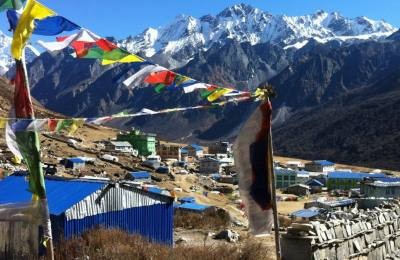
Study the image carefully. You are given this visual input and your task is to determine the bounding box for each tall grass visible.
[53,228,273,260]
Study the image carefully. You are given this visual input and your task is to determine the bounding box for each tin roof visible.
[291,208,320,218]
[312,160,335,166]
[130,171,150,179]
[0,174,105,215]
[328,171,386,180]
[174,202,210,211]
[66,157,85,164]
[110,141,132,147]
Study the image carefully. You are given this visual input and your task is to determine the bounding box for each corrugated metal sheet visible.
[291,208,320,218]
[328,171,386,180]
[130,171,150,179]
[175,202,210,211]
[313,160,335,166]
[60,203,173,245]
[0,175,105,215]
[65,185,165,220]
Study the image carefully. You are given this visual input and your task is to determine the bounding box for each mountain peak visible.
[217,3,257,18]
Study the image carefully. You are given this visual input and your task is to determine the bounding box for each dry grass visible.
[53,228,272,260]
[174,208,230,230]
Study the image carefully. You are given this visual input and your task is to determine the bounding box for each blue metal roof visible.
[291,208,320,218]
[175,202,210,211]
[67,157,85,164]
[130,171,150,179]
[306,179,324,187]
[372,177,400,183]
[0,175,106,215]
[314,160,335,166]
[328,171,386,180]
[178,197,196,204]
[182,144,203,152]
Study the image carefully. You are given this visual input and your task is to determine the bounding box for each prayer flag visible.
[144,70,176,85]
[233,101,274,235]
[47,119,57,131]
[122,65,167,88]
[13,61,46,197]
[0,0,25,11]
[7,10,80,36]
[207,88,234,102]
[182,82,208,93]
[11,0,55,59]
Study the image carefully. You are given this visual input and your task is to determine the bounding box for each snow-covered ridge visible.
[119,4,397,60]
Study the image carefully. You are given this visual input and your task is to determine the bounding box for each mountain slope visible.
[273,68,400,170]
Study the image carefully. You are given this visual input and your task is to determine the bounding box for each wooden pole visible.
[10,1,55,257]
[266,96,281,259]
[20,49,55,260]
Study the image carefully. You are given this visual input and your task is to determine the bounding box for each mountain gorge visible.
[1,4,400,169]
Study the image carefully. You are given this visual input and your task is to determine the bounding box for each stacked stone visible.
[282,201,400,259]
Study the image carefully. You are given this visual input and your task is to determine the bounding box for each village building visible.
[0,172,174,245]
[208,141,232,155]
[199,157,222,174]
[156,142,182,161]
[104,141,137,155]
[125,171,152,182]
[275,168,310,188]
[361,177,400,198]
[305,160,335,172]
[117,129,156,156]
[285,160,305,170]
[285,184,311,196]
[327,171,386,190]
[181,144,204,159]
[305,178,325,193]
[62,157,85,169]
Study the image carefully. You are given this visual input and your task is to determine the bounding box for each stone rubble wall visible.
[283,201,400,259]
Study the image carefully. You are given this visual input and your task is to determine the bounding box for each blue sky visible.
[0,0,399,39]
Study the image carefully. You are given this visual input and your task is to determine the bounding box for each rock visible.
[175,237,187,245]
[214,229,240,243]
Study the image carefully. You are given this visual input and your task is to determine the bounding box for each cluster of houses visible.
[275,159,400,200]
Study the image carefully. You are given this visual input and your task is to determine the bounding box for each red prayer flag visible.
[47,119,58,131]
[14,61,33,118]
[144,70,176,85]
[96,39,117,51]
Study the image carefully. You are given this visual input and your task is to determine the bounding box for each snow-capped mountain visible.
[0,31,13,75]
[0,31,41,75]
[119,4,396,67]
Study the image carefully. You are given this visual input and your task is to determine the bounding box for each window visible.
[284,175,289,181]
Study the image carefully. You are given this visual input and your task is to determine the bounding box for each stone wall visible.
[281,201,400,259]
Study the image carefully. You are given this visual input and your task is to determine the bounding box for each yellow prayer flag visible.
[68,119,84,135]
[11,0,55,60]
[101,54,144,65]
[207,88,234,102]
[0,119,7,129]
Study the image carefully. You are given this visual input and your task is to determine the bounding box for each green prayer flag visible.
[83,47,105,59]
[102,48,129,61]
[55,119,73,132]
[155,84,166,93]
[16,131,45,197]
[0,0,25,11]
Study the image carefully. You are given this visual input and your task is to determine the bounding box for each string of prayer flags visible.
[38,29,100,52]
[11,0,55,60]
[7,9,80,36]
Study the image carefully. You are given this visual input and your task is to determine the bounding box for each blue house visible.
[127,171,151,182]
[181,144,203,158]
[0,173,174,245]
[305,160,335,172]
[63,158,85,169]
